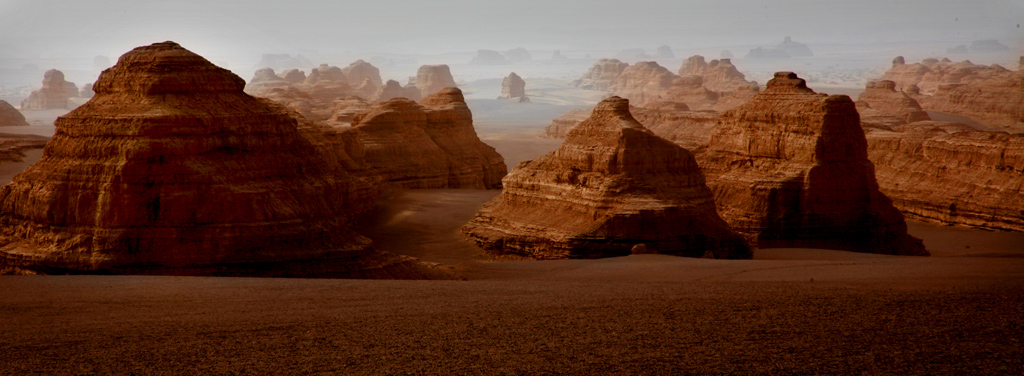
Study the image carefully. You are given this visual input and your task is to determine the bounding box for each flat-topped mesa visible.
[0,41,446,278]
[857,80,930,124]
[463,96,751,260]
[571,58,628,90]
[498,72,529,102]
[20,69,76,110]
[352,87,506,189]
[413,64,457,98]
[0,100,29,126]
[698,72,927,256]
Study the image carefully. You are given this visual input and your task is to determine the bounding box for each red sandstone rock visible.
[413,65,457,98]
[677,56,758,93]
[856,80,930,124]
[20,69,74,110]
[572,58,628,90]
[0,101,29,127]
[498,72,528,102]
[370,79,416,103]
[0,41,445,278]
[607,61,677,107]
[545,102,717,149]
[696,72,927,256]
[352,88,506,189]
[462,97,751,260]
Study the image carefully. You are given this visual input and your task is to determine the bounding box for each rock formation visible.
[856,80,930,125]
[866,123,1024,231]
[471,50,507,65]
[571,58,628,90]
[79,83,94,98]
[370,79,420,103]
[677,56,758,93]
[244,68,291,94]
[280,69,306,84]
[607,61,677,106]
[544,108,591,139]
[654,45,675,59]
[745,47,789,59]
[462,97,751,260]
[696,72,927,256]
[498,72,528,102]
[545,102,718,150]
[412,65,457,98]
[20,69,74,110]
[352,88,506,189]
[969,39,1010,53]
[504,48,532,63]
[0,134,48,163]
[0,41,447,278]
[0,101,29,127]
[879,57,1024,131]
[341,60,383,91]
[777,36,813,57]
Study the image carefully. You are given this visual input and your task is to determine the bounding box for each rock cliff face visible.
[0,41,445,278]
[413,65,457,98]
[20,69,75,110]
[463,97,751,260]
[498,72,528,102]
[866,123,1024,231]
[571,59,628,90]
[0,101,29,127]
[697,72,927,256]
[352,88,506,189]
[856,80,930,124]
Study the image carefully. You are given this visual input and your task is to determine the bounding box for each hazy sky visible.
[1,0,1021,62]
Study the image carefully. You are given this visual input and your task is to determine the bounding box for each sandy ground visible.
[2,79,1023,374]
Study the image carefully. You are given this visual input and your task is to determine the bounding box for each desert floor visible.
[1,81,1023,375]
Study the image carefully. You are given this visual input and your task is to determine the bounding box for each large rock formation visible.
[856,80,930,125]
[696,72,927,256]
[279,69,306,84]
[866,123,1024,231]
[20,69,75,110]
[545,102,717,149]
[341,59,383,92]
[606,61,677,106]
[880,57,1024,131]
[244,68,291,95]
[0,101,29,127]
[462,97,751,260]
[571,58,628,90]
[369,79,420,103]
[352,88,506,189]
[412,65,457,98]
[777,36,813,57]
[498,72,528,102]
[677,56,758,93]
[0,41,444,278]
[654,45,675,59]
[471,50,507,65]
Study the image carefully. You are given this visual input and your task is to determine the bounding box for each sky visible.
[0,0,1021,67]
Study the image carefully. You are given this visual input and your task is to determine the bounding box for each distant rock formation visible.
[412,64,457,98]
[20,69,75,110]
[79,83,94,98]
[504,48,532,63]
[777,36,813,57]
[244,68,291,94]
[947,45,969,54]
[255,53,313,71]
[856,80,930,125]
[471,50,507,65]
[677,55,759,93]
[880,56,1024,131]
[696,72,927,256]
[0,100,29,126]
[341,59,383,91]
[969,39,1010,53]
[279,69,306,84]
[370,79,420,103]
[720,50,734,59]
[352,88,506,189]
[866,123,1024,231]
[571,58,629,90]
[607,61,677,106]
[462,97,751,260]
[0,41,448,278]
[745,47,789,59]
[654,45,675,59]
[498,72,528,102]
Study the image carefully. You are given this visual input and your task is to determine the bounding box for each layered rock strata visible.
[463,97,751,260]
[571,59,628,90]
[0,41,446,278]
[856,80,930,125]
[697,72,927,255]
[545,102,717,150]
[352,88,506,189]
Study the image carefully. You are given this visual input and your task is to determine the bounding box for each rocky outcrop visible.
[280,69,306,84]
[607,61,677,107]
[571,58,628,90]
[696,72,927,256]
[0,41,448,278]
[244,68,291,94]
[677,56,758,93]
[471,50,507,65]
[777,36,813,57]
[544,108,592,138]
[880,57,1024,131]
[462,97,751,260]
[866,123,1024,231]
[545,102,718,149]
[412,65,457,98]
[0,101,28,127]
[856,80,930,124]
[370,79,420,103]
[20,69,75,110]
[341,59,383,91]
[498,72,528,102]
[352,88,506,189]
